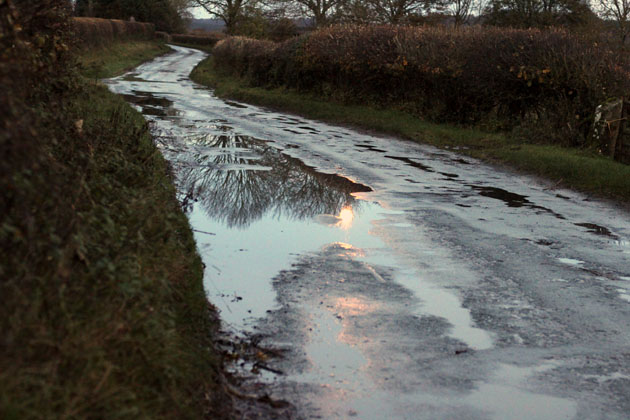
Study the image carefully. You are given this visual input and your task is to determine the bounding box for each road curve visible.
[106,46,630,420]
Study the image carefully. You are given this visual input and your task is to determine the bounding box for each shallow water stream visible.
[106,46,630,420]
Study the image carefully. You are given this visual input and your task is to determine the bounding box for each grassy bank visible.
[2,19,229,418]
[78,40,171,79]
[191,56,630,204]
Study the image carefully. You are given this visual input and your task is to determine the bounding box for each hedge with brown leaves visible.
[171,32,225,46]
[213,25,630,146]
[72,17,155,47]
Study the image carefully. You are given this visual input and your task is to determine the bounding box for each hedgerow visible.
[171,32,225,46]
[1,0,228,418]
[72,17,155,47]
[212,25,630,147]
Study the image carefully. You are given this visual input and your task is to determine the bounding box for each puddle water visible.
[464,363,577,420]
[558,258,584,266]
[174,135,370,229]
[617,290,630,302]
[173,135,384,327]
[173,133,494,348]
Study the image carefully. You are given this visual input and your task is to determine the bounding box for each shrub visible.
[212,25,630,147]
[155,30,172,42]
[72,17,155,47]
[171,32,225,47]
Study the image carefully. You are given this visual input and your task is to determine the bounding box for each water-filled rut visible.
[106,46,630,420]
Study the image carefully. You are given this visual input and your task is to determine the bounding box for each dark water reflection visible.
[176,135,372,228]
[122,91,180,118]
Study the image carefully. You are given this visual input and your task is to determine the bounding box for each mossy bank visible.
[190,55,630,206]
[1,6,230,416]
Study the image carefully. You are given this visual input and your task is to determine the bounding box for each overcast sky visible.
[190,6,212,19]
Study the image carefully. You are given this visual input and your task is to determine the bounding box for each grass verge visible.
[78,40,172,79]
[1,41,229,418]
[190,56,630,205]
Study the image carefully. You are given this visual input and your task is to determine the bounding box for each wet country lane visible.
[106,46,630,420]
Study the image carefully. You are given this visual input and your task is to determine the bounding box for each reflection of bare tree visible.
[174,135,370,228]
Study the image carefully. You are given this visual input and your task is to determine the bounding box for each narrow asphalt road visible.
[107,46,630,420]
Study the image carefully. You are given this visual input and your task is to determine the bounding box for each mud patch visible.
[283,128,301,134]
[356,144,387,153]
[441,172,460,179]
[224,100,248,109]
[575,223,619,239]
[121,72,146,82]
[385,155,435,172]
[122,91,173,107]
[468,185,565,219]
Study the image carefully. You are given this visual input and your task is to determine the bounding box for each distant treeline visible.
[212,25,630,148]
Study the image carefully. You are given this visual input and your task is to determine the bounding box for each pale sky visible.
[191,6,213,19]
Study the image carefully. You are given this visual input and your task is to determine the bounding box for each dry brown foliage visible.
[72,17,155,47]
[213,24,630,146]
[171,32,226,46]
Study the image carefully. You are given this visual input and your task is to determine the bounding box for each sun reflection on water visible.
[337,206,354,230]
[335,296,376,317]
[334,296,380,348]
[329,242,366,258]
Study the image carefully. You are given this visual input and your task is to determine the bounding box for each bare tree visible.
[448,0,473,25]
[171,0,194,20]
[369,0,430,23]
[598,0,630,45]
[474,0,488,15]
[285,0,347,26]
[190,0,255,32]
[338,0,379,23]
[485,0,593,27]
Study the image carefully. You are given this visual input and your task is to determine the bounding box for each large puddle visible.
[160,131,494,351]
[175,133,384,327]
[102,45,630,420]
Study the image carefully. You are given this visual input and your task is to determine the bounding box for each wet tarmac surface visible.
[107,46,630,420]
